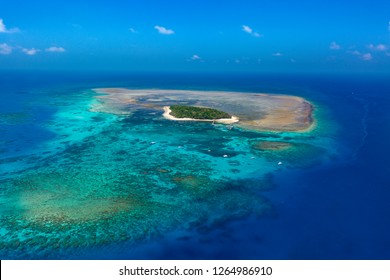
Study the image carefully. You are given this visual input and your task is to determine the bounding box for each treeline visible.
[170,105,231,119]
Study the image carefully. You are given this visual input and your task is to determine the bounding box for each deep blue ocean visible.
[0,71,389,259]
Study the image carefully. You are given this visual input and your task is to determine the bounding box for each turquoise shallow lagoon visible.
[1,71,388,259]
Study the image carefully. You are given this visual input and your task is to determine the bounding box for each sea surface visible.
[0,71,389,259]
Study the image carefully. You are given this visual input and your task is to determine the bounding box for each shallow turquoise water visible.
[0,81,338,259]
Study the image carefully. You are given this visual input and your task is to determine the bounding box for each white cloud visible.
[272,52,283,56]
[187,54,204,62]
[45,46,66,53]
[22,48,40,55]
[0,43,12,55]
[190,54,201,60]
[0,19,20,33]
[154,25,174,35]
[348,50,372,61]
[242,25,262,37]
[368,43,387,51]
[242,25,253,34]
[329,41,341,50]
[129,27,137,33]
[348,50,361,56]
[0,19,6,33]
[361,53,372,61]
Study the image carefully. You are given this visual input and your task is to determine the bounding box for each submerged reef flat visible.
[0,109,275,259]
[0,86,332,259]
[250,140,326,168]
[92,89,313,132]
[252,141,293,151]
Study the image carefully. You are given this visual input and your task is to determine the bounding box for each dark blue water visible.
[111,73,390,260]
[1,71,389,259]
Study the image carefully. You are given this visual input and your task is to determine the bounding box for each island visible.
[163,105,239,124]
[92,89,314,132]
[170,105,231,119]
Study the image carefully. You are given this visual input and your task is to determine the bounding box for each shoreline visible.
[163,106,239,124]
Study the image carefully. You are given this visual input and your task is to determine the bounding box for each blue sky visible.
[1,0,390,72]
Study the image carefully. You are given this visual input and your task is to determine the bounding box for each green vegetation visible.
[169,105,231,119]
